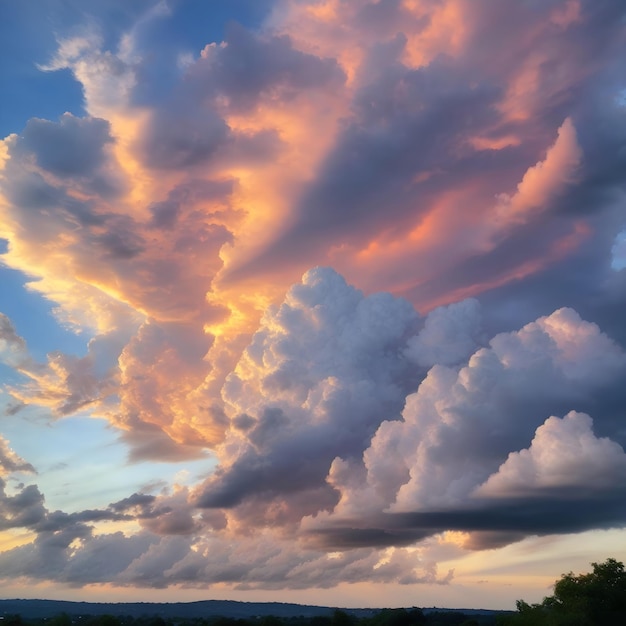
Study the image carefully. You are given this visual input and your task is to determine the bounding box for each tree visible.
[50,613,73,626]
[331,610,355,626]
[369,609,426,626]
[550,558,626,624]
[499,558,626,626]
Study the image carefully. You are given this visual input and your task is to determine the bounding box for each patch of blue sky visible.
[0,2,85,137]
[2,408,215,512]
[156,0,271,50]
[0,362,28,389]
[612,230,626,270]
[0,263,89,360]
[129,0,274,106]
[0,0,273,138]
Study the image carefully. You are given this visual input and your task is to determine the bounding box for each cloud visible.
[140,104,230,170]
[40,32,137,117]
[1,280,626,588]
[0,469,453,590]
[405,298,484,367]
[302,306,626,548]
[495,118,582,224]
[137,20,343,171]
[0,524,158,585]
[0,313,31,369]
[0,481,47,530]
[195,267,421,519]
[0,523,452,589]
[138,489,200,535]
[0,437,36,476]
[17,113,114,180]
[2,321,131,420]
[1,104,236,456]
[191,22,346,112]
[474,411,626,497]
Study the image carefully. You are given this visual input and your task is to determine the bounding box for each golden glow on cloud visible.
[402,0,468,68]
[0,529,35,551]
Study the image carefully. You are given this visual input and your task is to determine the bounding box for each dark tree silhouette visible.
[499,558,626,626]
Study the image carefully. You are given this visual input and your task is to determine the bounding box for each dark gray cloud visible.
[306,486,626,551]
[141,104,230,170]
[0,481,450,589]
[192,22,346,112]
[304,526,432,551]
[2,168,107,228]
[95,216,146,259]
[0,480,47,529]
[8,113,124,199]
[149,199,181,230]
[109,492,157,513]
[139,106,283,172]
[138,490,199,536]
[19,114,113,177]
[1,477,171,537]
[0,522,158,585]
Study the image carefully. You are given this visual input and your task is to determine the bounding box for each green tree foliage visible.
[499,558,626,626]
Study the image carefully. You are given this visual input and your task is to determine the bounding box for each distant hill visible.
[0,599,510,623]
[0,600,378,621]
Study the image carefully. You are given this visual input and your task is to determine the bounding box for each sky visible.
[0,0,626,612]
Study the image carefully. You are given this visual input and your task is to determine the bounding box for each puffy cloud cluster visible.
[194,267,421,521]
[475,411,626,497]
[405,299,484,368]
[301,307,626,549]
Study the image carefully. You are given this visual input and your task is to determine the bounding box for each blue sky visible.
[1,0,625,611]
